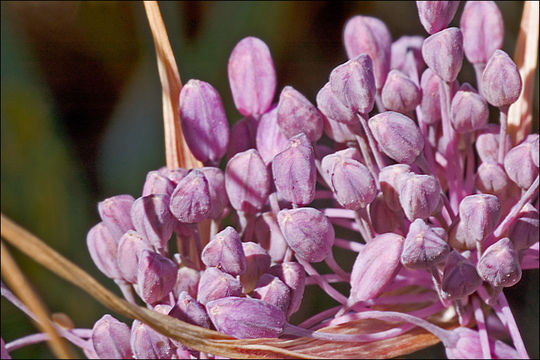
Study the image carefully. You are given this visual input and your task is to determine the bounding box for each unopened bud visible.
[87,222,122,279]
[420,68,442,125]
[475,125,511,163]
[369,193,404,234]
[252,274,291,313]
[98,195,135,241]
[458,194,501,248]
[268,262,306,318]
[379,164,413,211]
[254,212,288,264]
[199,167,228,220]
[398,172,442,221]
[401,219,450,269]
[239,242,271,293]
[173,266,200,299]
[477,238,521,288]
[130,318,175,359]
[481,50,522,108]
[169,291,211,329]
[422,27,463,83]
[391,35,425,74]
[116,230,151,283]
[227,116,258,158]
[316,82,356,126]
[197,267,242,305]
[323,110,363,143]
[202,226,246,276]
[474,161,510,195]
[504,141,539,189]
[142,170,175,197]
[416,1,459,34]
[508,204,539,252]
[441,251,482,301]
[277,86,323,142]
[131,194,175,251]
[382,69,422,114]
[169,169,211,223]
[92,314,132,360]
[450,83,489,133]
[136,250,177,304]
[255,106,289,165]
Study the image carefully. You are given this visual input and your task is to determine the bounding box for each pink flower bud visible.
[239,242,271,293]
[329,54,376,114]
[458,194,501,249]
[391,35,425,74]
[158,167,188,186]
[91,314,132,360]
[450,83,489,133]
[343,15,392,89]
[369,193,404,234]
[504,141,539,189]
[142,170,175,197]
[252,273,291,313]
[255,106,289,165]
[420,68,442,125]
[98,194,135,241]
[445,327,520,359]
[179,79,229,164]
[477,238,521,288]
[87,222,122,279]
[322,110,363,143]
[529,134,539,167]
[481,50,522,107]
[169,291,211,329]
[475,125,511,163]
[173,266,200,299]
[401,219,450,269]
[422,27,463,83]
[227,116,258,158]
[206,297,285,339]
[197,267,242,305]
[199,167,228,220]
[475,161,510,195]
[416,1,460,34]
[508,203,539,252]
[272,133,317,206]
[379,164,413,211]
[316,82,356,125]
[136,250,177,304]
[169,169,211,223]
[131,194,175,251]
[369,111,424,164]
[277,207,335,263]
[381,69,422,114]
[116,230,151,283]
[277,86,324,142]
[130,319,175,359]
[398,172,442,221]
[349,233,404,305]
[225,149,270,213]
[268,262,306,318]
[228,37,276,116]
[254,212,288,264]
[202,226,246,276]
[460,1,504,64]
[441,251,482,301]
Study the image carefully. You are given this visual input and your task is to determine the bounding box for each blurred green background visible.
[1,1,538,358]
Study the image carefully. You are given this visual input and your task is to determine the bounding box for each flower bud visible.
[420,68,442,125]
[391,35,425,74]
[343,15,392,89]
[369,111,424,164]
[173,266,200,299]
[322,110,363,143]
[206,297,285,339]
[228,36,276,116]
[87,222,122,279]
[142,170,175,197]
[252,274,291,314]
[416,1,459,34]
[158,167,188,185]
[316,82,356,125]
[131,194,175,251]
[225,149,270,213]
[227,116,258,158]
[477,238,521,288]
[268,262,306,318]
[254,212,288,264]
[116,230,151,283]
[508,203,539,252]
[329,54,376,114]
[272,133,317,206]
[91,314,132,360]
[475,125,511,163]
[255,106,289,165]
[401,219,450,269]
[458,194,501,249]
[277,86,324,142]
[349,233,404,306]
[131,319,175,359]
[398,173,442,221]
[202,226,246,276]
[422,27,463,83]
[475,161,510,195]
[98,194,135,241]
[481,50,522,107]
[381,69,422,114]
[379,164,413,211]
[170,169,211,223]
[450,83,489,133]
[277,207,334,263]
[441,251,482,301]
[136,250,177,304]
[460,1,504,64]
[197,267,242,305]
[199,167,228,219]
[529,134,539,167]
[169,291,211,329]
[239,242,271,293]
[369,193,403,234]
[445,327,521,359]
[504,141,539,189]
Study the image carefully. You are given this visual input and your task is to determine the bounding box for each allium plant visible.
[1,1,539,359]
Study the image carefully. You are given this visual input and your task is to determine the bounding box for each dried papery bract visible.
[416,1,459,35]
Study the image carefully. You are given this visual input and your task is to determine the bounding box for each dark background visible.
[1,1,538,358]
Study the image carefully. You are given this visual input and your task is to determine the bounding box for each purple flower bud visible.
[252,273,291,314]
[136,250,177,304]
[369,111,424,164]
[173,266,200,299]
[398,173,442,221]
[381,69,422,114]
[268,262,306,318]
[460,1,504,64]
[179,79,229,164]
[529,134,539,167]
[450,83,489,133]
[369,193,404,234]
[477,238,522,288]
[225,149,270,213]
[316,82,356,125]
[481,50,522,108]
[206,297,285,339]
[343,15,392,89]
[475,125,512,163]
[441,251,482,301]
[277,207,334,263]
[508,203,539,252]
[201,226,246,276]
[98,194,135,241]
[228,37,276,117]
[391,35,425,74]
[131,194,175,251]
[416,1,460,34]
[199,167,228,219]
[130,319,175,359]
[254,212,288,264]
[227,116,258,158]
[401,219,450,269]
[379,164,413,211]
[422,27,463,83]
[142,171,175,197]
[197,267,242,305]
[504,141,539,189]
[91,314,132,360]
[272,133,317,206]
[475,161,510,195]
[322,110,363,143]
[169,291,211,329]
[158,167,188,186]
[116,230,151,283]
[349,233,404,305]
[329,54,376,114]
[255,106,289,165]
[239,242,271,293]
[87,222,122,279]
[446,327,521,359]
[420,68,442,125]
[321,152,377,209]
[277,86,324,142]
[458,194,501,249]
[169,169,211,223]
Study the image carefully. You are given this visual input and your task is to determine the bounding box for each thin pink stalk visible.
[472,295,491,359]
[297,258,348,305]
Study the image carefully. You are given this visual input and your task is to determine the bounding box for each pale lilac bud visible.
[136,250,177,304]
[158,167,188,185]
[329,54,376,114]
[199,167,228,219]
[416,1,459,34]
[458,194,501,249]
[420,68,442,125]
[197,267,242,305]
[268,262,306,318]
[477,238,521,288]
[255,106,289,165]
[343,15,392,89]
[422,27,463,83]
[252,274,291,314]
[391,35,425,74]
[130,319,175,359]
[381,69,422,114]
[398,173,442,221]
[225,149,270,213]
[316,82,356,125]
[91,314,132,360]
[529,134,539,167]
[277,86,324,142]
[475,161,510,195]
[322,111,363,143]
[460,1,504,64]
[227,116,258,158]
[228,36,276,116]
[508,204,539,252]
[481,50,522,107]
[401,219,450,269]
[131,194,175,251]
[441,251,482,301]
[98,195,135,240]
[87,222,122,279]
[349,233,404,305]
[504,141,539,189]
[179,79,229,163]
[116,230,151,283]
[446,327,521,359]
[254,212,288,264]
[0,338,10,360]
[169,169,211,223]
[379,164,413,211]
[239,242,271,293]
[475,125,511,163]
[369,111,424,164]
[369,193,403,234]
[450,83,489,133]
[169,291,211,329]
[142,170,175,197]
[202,226,246,276]
[206,297,285,339]
[277,207,334,263]
[272,133,316,206]
[173,266,200,299]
